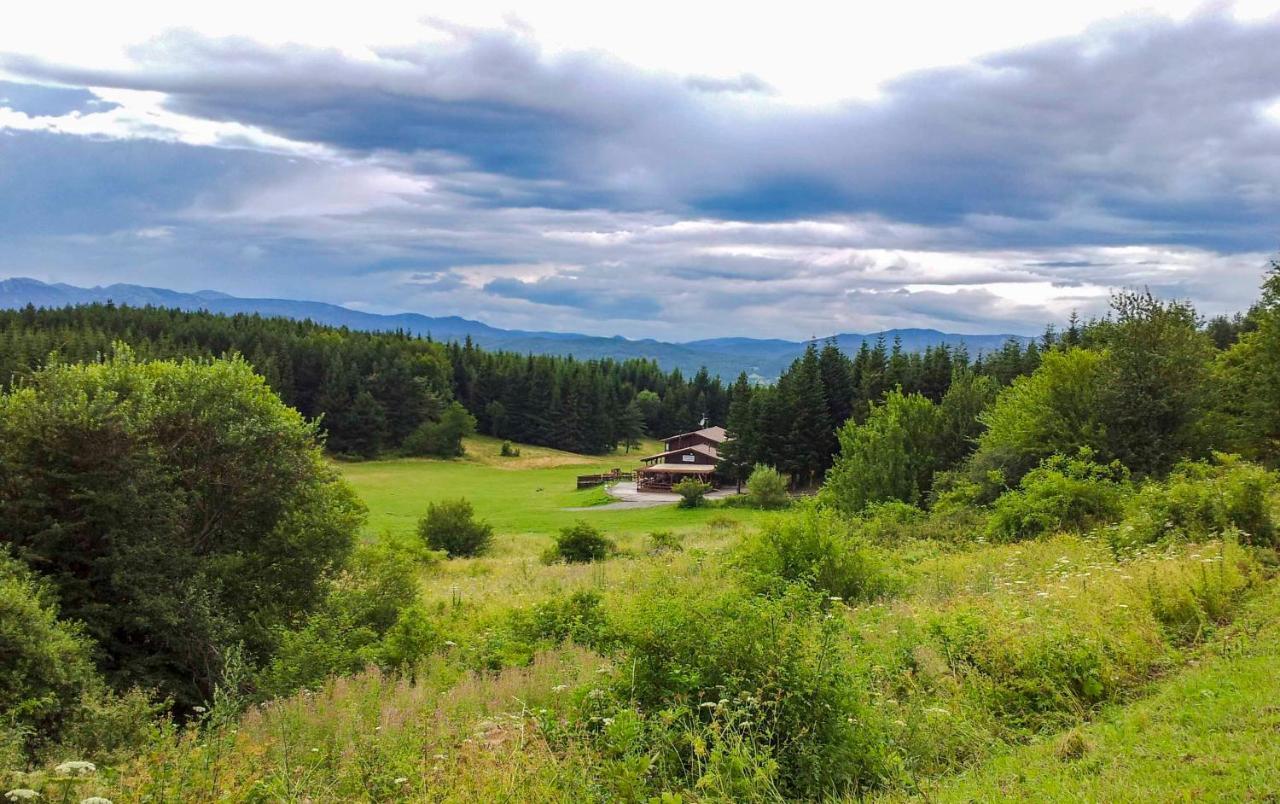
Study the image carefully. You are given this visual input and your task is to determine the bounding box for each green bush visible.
[1112,455,1278,549]
[418,498,494,558]
[545,521,614,564]
[403,401,476,457]
[499,440,521,457]
[598,576,891,798]
[257,543,440,697]
[672,477,713,508]
[0,550,102,759]
[745,464,789,509]
[0,348,363,709]
[986,451,1130,542]
[737,502,902,602]
[646,530,683,554]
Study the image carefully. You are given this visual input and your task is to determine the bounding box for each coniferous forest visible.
[0,303,1053,465]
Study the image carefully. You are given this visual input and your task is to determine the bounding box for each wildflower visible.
[5,792,40,802]
[393,778,409,785]
[192,705,207,713]
[433,754,446,760]
[828,596,843,602]
[698,701,717,709]
[310,748,319,753]
[443,640,457,647]
[54,761,96,776]
[552,685,568,693]
[81,798,113,804]
[601,718,615,726]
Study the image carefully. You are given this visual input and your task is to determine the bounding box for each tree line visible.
[0,304,726,457]
[0,303,1054,466]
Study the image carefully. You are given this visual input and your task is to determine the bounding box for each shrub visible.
[646,530,683,554]
[824,389,942,514]
[745,464,789,509]
[1112,454,1278,549]
[737,502,902,602]
[598,576,891,797]
[258,543,439,696]
[403,401,476,457]
[499,440,521,457]
[0,550,102,759]
[545,521,614,564]
[0,348,363,709]
[986,450,1130,542]
[418,498,494,558]
[672,477,713,508]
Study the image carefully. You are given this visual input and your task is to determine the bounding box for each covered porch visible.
[635,462,719,492]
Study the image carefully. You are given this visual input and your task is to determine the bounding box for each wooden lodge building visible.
[635,425,727,491]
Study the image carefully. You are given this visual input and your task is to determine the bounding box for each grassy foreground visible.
[16,438,1279,802]
[913,581,1280,802]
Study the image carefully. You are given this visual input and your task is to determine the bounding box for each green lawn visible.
[910,580,1280,802]
[337,435,765,545]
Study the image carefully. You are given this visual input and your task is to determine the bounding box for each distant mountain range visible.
[0,277,1033,380]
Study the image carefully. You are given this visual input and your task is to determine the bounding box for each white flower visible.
[54,761,96,776]
[192,706,207,714]
[81,799,114,804]
[393,777,409,785]
[5,791,40,802]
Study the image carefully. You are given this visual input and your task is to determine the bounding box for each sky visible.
[1,1,1278,340]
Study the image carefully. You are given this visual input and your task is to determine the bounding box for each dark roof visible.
[662,425,728,444]
[638,444,720,462]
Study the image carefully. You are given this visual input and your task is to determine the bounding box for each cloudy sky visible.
[1,1,1278,340]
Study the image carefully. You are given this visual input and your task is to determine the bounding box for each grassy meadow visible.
[35,433,1277,802]
[339,434,767,546]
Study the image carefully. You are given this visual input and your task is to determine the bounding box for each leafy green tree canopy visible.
[0,346,364,709]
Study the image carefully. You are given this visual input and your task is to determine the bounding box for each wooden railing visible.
[576,470,633,489]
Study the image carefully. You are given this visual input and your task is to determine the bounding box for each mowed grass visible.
[910,580,1280,802]
[337,434,765,547]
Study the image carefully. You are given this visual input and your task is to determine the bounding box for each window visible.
[682,453,695,462]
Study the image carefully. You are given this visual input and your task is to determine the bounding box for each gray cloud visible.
[0,13,1277,339]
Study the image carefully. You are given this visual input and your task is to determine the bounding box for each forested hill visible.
[0,303,1047,460]
[0,277,1033,380]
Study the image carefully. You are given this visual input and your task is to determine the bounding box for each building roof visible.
[638,444,720,463]
[662,425,728,444]
[636,463,720,474]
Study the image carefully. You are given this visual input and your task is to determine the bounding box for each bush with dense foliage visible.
[1111,455,1278,549]
[0,348,364,710]
[737,502,902,601]
[0,551,163,766]
[403,400,477,457]
[986,451,1131,542]
[418,498,494,558]
[545,521,614,563]
[824,388,941,513]
[0,550,102,760]
[257,543,440,697]
[745,463,789,509]
[597,576,891,798]
[499,440,521,457]
[672,477,713,508]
